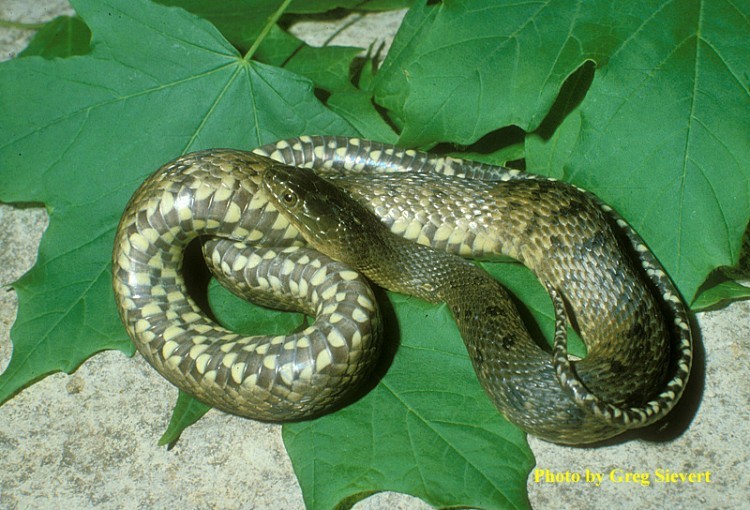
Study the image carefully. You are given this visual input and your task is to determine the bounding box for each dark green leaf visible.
[374,0,615,147]
[692,278,750,311]
[527,0,750,303]
[18,15,91,59]
[327,90,399,142]
[154,0,281,51]
[158,390,212,447]
[284,45,363,92]
[288,0,415,14]
[254,24,308,67]
[207,279,305,334]
[324,54,399,142]
[254,25,399,142]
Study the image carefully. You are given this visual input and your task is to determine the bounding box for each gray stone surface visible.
[1,1,747,509]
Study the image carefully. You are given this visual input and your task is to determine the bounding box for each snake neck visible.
[329,173,675,405]
[262,161,689,443]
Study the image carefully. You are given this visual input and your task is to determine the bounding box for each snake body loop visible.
[112,150,381,420]
[112,136,692,444]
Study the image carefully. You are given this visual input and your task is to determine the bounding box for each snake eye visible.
[282,191,298,206]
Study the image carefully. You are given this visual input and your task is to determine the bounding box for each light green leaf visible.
[374,0,617,147]
[159,390,212,447]
[527,0,750,302]
[692,278,750,311]
[0,0,354,405]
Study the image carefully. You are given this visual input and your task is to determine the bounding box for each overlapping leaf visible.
[376,0,750,302]
[373,0,615,145]
[154,0,414,51]
[17,15,91,59]
[555,0,750,302]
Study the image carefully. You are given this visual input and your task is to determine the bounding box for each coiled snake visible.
[112,136,692,444]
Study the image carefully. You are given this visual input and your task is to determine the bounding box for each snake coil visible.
[113,136,692,444]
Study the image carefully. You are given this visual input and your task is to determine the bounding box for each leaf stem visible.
[244,0,294,61]
[0,19,46,30]
[322,13,364,47]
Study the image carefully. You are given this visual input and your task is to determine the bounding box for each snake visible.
[112,136,692,445]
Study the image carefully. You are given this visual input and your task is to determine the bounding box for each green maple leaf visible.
[376,0,750,304]
[535,0,750,303]
[0,0,531,508]
[2,0,749,509]
[0,0,353,400]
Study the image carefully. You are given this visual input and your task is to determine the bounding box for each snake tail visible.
[259,163,676,444]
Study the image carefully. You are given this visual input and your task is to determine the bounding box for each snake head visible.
[261,164,377,264]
